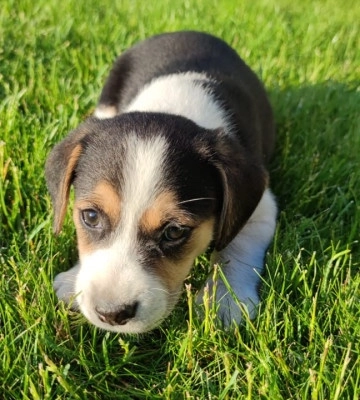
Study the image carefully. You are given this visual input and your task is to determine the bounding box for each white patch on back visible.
[124,72,231,131]
[120,134,168,237]
[94,105,118,119]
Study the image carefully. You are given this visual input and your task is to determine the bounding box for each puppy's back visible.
[98,31,275,162]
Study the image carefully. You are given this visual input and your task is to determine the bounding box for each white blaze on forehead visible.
[120,133,169,240]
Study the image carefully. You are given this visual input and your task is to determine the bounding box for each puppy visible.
[46,31,277,333]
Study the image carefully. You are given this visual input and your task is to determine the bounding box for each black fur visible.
[46,31,275,251]
[99,31,274,162]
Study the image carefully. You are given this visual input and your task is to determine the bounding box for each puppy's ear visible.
[45,122,91,234]
[197,129,268,251]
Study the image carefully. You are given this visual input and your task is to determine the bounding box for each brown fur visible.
[73,181,122,255]
[89,181,122,225]
[45,31,276,332]
[53,144,82,233]
[140,191,194,232]
[156,218,215,293]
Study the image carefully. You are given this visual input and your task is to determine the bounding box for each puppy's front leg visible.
[53,264,80,308]
[199,189,277,327]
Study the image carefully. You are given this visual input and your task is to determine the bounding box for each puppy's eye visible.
[81,209,102,229]
[162,224,190,242]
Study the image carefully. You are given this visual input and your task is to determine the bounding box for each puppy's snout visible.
[95,302,139,326]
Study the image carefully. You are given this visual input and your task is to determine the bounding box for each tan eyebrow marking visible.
[140,191,194,232]
[90,180,122,224]
[156,218,215,292]
[73,180,122,255]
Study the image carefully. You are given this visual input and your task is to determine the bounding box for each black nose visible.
[95,302,138,326]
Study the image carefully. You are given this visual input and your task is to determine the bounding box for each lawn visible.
[0,0,359,398]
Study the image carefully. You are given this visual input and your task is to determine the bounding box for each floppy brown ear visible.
[198,129,268,251]
[45,122,92,234]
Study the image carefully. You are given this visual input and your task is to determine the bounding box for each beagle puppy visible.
[46,31,277,333]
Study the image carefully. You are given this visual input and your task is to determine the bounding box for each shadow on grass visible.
[269,80,359,254]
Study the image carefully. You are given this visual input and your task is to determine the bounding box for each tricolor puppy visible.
[46,31,277,333]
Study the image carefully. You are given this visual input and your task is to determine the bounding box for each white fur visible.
[55,186,277,330]
[53,264,80,306]
[55,74,277,332]
[54,135,172,333]
[76,247,169,333]
[197,188,277,326]
[124,73,231,131]
[94,104,118,119]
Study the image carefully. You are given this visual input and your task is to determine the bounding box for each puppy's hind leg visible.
[199,189,277,327]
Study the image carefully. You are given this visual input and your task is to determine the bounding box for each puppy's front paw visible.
[197,279,259,328]
[53,265,80,308]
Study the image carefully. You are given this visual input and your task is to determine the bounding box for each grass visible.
[0,0,359,398]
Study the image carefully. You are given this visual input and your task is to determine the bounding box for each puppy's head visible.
[46,113,267,333]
